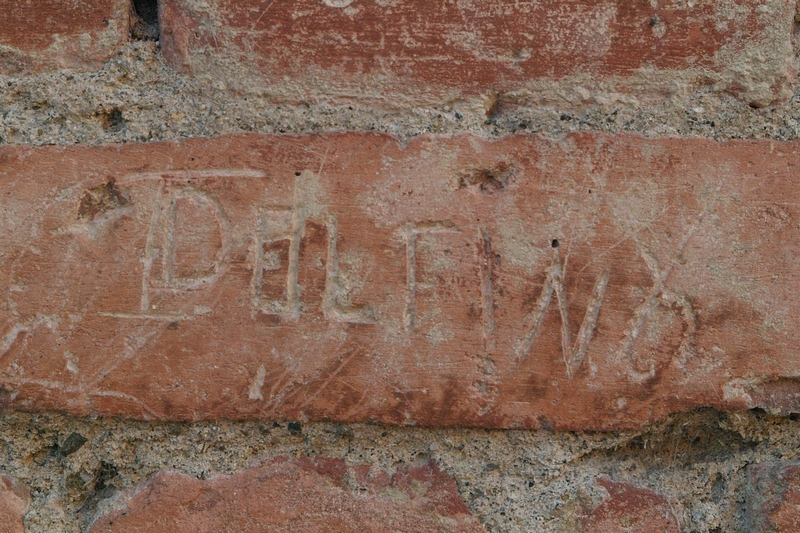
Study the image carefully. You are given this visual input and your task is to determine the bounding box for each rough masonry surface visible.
[0,0,130,75]
[159,0,796,107]
[3,2,800,531]
[1,132,799,430]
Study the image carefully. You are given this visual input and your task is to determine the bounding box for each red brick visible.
[0,0,129,74]
[159,0,795,106]
[0,477,29,533]
[2,133,800,429]
[747,462,800,532]
[87,457,484,533]
[581,478,680,533]
[745,379,800,416]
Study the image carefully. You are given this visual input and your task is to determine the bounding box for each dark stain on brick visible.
[78,180,130,220]
[458,163,515,195]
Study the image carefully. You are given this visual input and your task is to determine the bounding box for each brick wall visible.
[3,1,800,531]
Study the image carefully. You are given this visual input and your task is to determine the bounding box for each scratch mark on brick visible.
[249,365,267,401]
[0,316,57,361]
[478,228,495,351]
[119,169,267,183]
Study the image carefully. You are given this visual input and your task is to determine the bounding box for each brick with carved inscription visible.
[159,0,796,106]
[0,0,129,74]
[1,133,800,429]
[87,457,484,533]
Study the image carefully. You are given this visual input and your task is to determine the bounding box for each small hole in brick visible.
[131,0,159,41]
[551,239,560,248]
[457,163,515,195]
[100,108,126,132]
[133,0,158,25]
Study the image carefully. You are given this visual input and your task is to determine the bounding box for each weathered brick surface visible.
[159,0,795,106]
[0,477,28,533]
[747,462,800,532]
[0,0,129,74]
[88,457,483,532]
[581,479,680,533]
[2,133,800,429]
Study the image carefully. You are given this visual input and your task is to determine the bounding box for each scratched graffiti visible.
[0,133,794,429]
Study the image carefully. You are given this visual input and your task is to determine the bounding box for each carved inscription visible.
[323,214,375,324]
[100,172,628,375]
[252,206,295,318]
[614,190,716,381]
[401,222,460,332]
[102,174,684,383]
[0,133,794,430]
[109,171,376,324]
[517,258,610,379]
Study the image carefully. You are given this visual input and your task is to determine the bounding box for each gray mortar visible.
[2,41,800,147]
[3,38,800,533]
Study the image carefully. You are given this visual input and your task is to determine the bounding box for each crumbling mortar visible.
[0,408,791,532]
[3,43,800,147]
